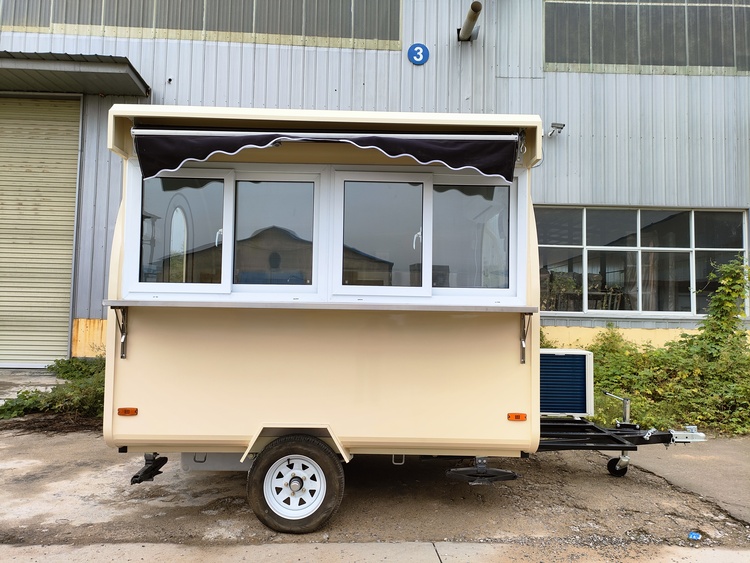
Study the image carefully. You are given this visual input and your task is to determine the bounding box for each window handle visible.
[413,229,422,250]
[215,228,223,247]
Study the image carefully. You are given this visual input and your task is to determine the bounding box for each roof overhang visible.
[109,105,543,181]
[0,51,150,97]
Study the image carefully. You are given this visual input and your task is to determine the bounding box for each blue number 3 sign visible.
[407,43,429,65]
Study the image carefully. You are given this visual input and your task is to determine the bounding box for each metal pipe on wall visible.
[458,2,482,41]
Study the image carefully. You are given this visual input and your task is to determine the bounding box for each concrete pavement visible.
[630,433,750,524]
[0,541,749,562]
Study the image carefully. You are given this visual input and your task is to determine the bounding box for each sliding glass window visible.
[342,179,424,288]
[140,177,225,284]
[234,180,315,286]
[433,185,510,289]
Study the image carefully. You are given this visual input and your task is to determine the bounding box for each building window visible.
[537,207,746,315]
[2,0,401,46]
[545,0,750,73]
[0,0,52,27]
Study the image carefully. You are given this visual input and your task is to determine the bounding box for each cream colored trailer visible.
[104,105,543,532]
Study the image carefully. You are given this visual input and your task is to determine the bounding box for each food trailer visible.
[104,105,704,534]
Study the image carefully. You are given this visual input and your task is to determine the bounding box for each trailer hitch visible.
[131,453,168,485]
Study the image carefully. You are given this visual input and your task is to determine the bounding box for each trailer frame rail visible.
[538,417,705,452]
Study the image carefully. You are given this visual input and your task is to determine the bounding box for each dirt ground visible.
[0,417,748,561]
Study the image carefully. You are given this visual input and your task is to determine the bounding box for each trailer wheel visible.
[247,434,344,534]
[607,457,628,477]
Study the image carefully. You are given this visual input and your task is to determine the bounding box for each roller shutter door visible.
[0,98,80,366]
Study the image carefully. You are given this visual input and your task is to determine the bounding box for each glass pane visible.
[544,2,591,64]
[539,247,583,312]
[168,208,187,282]
[587,250,637,310]
[687,5,734,67]
[255,0,304,35]
[592,3,638,65]
[639,4,687,66]
[642,252,691,312]
[641,210,690,248]
[737,4,750,72]
[353,0,399,40]
[695,211,743,248]
[587,209,637,247]
[234,181,314,285]
[433,186,509,288]
[343,181,422,287]
[140,178,224,283]
[307,0,352,39]
[536,207,583,245]
[154,0,203,30]
[695,251,744,313]
[205,0,253,33]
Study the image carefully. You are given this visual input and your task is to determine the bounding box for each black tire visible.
[607,457,628,477]
[247,434,344,534]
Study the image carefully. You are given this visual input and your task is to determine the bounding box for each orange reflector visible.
[117,407,139,416]
[507,413,527,421]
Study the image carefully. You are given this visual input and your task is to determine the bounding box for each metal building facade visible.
[0,0,747,361]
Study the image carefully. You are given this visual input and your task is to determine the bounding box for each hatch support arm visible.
[520,312,532,364]
[112,306,128,359]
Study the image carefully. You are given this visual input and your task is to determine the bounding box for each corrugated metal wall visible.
[73,94,136,320]
[536,72,750,209]
[1,0,748,324]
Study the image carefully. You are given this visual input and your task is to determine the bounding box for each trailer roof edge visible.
[108,104,543,168]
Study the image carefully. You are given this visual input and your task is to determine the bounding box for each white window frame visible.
[331,170,434,298]
[430,171,520,300]
[120,160,527,309]
[122,160,235,297]
[231,170,322,296]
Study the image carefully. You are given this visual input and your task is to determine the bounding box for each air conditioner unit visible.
[540,349,594,417]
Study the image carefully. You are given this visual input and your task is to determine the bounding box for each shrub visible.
[0,356,105,420]
[589,256,750,435]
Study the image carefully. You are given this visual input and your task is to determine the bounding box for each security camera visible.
[548,123,566,137]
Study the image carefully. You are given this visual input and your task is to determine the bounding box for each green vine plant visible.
[589,255,750,435]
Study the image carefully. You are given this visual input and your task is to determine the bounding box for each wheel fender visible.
[240,424,351,464]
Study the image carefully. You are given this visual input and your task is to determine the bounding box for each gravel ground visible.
[0,420,748,561]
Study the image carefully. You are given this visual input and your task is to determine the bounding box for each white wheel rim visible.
[263,454,327,520]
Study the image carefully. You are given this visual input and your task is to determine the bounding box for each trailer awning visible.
[131,129,519,182]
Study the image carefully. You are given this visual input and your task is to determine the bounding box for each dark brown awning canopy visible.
[132,129,519,182]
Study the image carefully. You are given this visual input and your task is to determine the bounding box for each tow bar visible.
[538,391,706,477]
